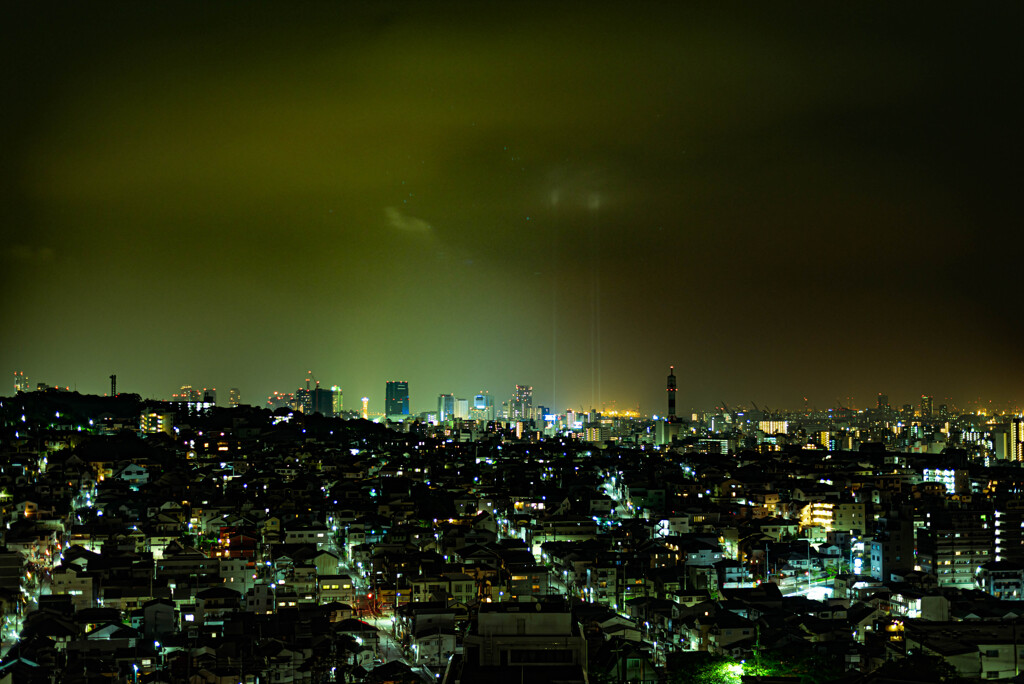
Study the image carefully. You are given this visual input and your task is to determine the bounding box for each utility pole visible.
[755,623,762,675]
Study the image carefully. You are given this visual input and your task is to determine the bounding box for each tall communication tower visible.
[666,365,677,420]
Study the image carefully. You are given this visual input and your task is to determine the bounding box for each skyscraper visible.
[229,388,241,407]
[13,371,29,393]
[174,385,200,402]
[438,393,455,422]
[510,385,533,421]
[312,386,338,416]
[877,393,889,411]
[386,381,410,418]
[471,392,495,422]
[1011,418,1024,463]
[920,395,934,419]
[295,387,313,414]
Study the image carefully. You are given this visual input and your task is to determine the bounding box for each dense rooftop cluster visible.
[0,390,1023,683]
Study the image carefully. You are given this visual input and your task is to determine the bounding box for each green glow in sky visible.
[2,3,1022,412]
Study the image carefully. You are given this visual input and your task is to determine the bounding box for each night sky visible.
[3,3,1022,415]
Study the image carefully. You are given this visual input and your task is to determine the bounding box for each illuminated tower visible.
[471,392,495,421]
[386,381,410,417]
[229,388,241,407]
[877,393,889,411]
[920,395,934,419]
[438,393,455,421]
[13,372,29,393]
[110,374,117,397]
[294,371,317,413]
[510,385,533,421]
[666,365,677,420]
[331,386,343,415]
[361,397,369,420]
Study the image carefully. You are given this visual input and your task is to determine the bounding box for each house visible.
[410,625,456,667]
[591,636,658,684]
[445,600,587,684]
[318,574,358,606]
[50,564,97,611]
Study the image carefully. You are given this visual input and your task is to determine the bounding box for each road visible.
[363,614,410,664]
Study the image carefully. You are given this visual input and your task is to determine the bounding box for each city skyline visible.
[3,4,1022,415]
[7,369,1020,418]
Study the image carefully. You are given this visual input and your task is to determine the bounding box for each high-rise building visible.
[455,398,469,420]
[666,366,677,420]
[173,385,201,402]
[361,397,369,420]
[438,394,456,422]
[294,387,313,414]
[229,388,241,407]
[920,395,934,419]
[471,392,495,422]
[869,508,915,581]
[171,385,213,414]
[386,381,410,417]
[266,391,295,410]
[312,386,338,416]
[995,499,1024,563]
[918,508,995,588]
[331,386,343,415]
[758,420,789,435]
[1011,418,1024,463]
[13,371,29,393]
[292,370,323,413]
[510,385,533,421]
[877,393,889,411]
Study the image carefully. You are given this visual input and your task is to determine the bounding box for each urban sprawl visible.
[1,371,1023,683]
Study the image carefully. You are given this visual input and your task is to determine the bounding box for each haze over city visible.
[3,3,1021,414]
